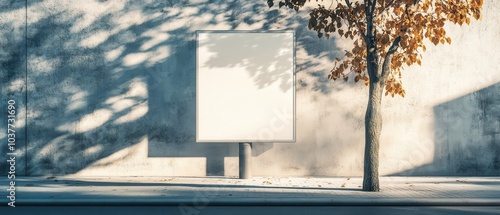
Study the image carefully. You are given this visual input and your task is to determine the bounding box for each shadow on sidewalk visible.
[17,178,363,192]
[411,179,500,186]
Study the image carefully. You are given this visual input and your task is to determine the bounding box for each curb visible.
[13,198,500,206]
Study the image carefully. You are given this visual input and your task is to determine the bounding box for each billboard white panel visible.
[196,31,295,142]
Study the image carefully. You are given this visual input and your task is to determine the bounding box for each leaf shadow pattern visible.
[199,32,293,93]
[0,0,350,176]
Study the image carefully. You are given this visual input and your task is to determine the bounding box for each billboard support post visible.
[239,142,252,179]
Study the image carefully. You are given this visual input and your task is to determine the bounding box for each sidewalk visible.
[4,176,500,206]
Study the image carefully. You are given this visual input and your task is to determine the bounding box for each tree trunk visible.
[362,80,383,192]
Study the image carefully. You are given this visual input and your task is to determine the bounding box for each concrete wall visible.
[1,0,499,177]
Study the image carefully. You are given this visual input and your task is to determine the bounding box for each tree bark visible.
[362,0,384,191]
[362,79,383,192]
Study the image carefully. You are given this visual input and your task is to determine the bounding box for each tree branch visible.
[344,0,367,41]
[385,0,396,9]
[381,36,401,81]
[364,0,378,79]
[345,0,352,8]
[370,0,377,17]
[377,0,395,17]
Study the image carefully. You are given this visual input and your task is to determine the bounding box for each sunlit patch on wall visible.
[79,30,111,48]
[106,46,125,62]
[127,78,148,98]
[7,78,22,90]
[36,134,72,159]
[123,52,150,67]
[30,56,60,74]
[140,30,170,51]
[114,103,148,124]
[111,99,136,112]
[147,46,170,66]
[66,92,89,112]
[76,109,113,133]
[83,145,103,156]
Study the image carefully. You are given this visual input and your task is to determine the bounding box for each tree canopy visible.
[269,0,483,97]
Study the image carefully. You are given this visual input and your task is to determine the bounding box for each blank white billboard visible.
[196,31,295,142]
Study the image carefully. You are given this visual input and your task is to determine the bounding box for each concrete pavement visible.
[2,176,500,206]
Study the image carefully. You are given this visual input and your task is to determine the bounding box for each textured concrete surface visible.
[0,0,27,175]
[0,0,499,176]
[3,176,500,206]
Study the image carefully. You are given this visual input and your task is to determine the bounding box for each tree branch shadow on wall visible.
[392,82,500,176]
[145,3,349,176]
[1,0,356,176]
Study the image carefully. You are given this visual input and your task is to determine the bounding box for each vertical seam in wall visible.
[25,0,28,176]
